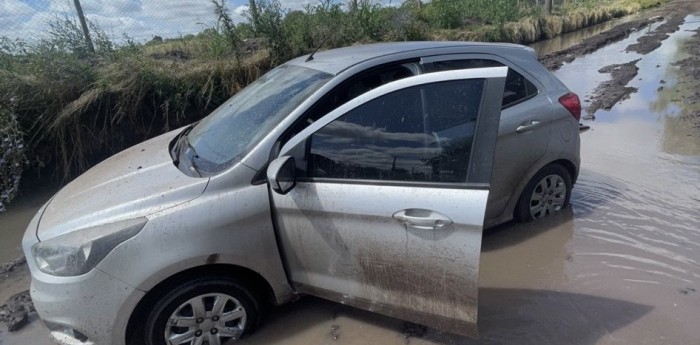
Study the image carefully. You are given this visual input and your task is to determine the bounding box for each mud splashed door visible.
[269,67,507,337]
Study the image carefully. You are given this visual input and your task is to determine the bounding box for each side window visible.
[304,79,484,183]
[281,64,416,146]
[425,59,538,109]
[307,64,415,123]
[502,69,537,108]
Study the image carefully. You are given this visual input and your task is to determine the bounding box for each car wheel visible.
[515,164,572,222]
[144,277,261,345]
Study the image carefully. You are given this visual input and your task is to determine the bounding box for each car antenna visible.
[305,36,328,62]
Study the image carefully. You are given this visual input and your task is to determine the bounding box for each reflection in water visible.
[650,16,700,156]
[542,14,700,344]
[530,13,639,57]
[239,289,650,345]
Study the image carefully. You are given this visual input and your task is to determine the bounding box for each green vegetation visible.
[0,0,666,193]
[0,107,25,212]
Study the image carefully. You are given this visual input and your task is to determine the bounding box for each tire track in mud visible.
[585,59,641,116]
[585,13,688,116]
[539,17,663,71]
[539,0,700,118]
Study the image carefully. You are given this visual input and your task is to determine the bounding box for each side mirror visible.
[267,156,296,195]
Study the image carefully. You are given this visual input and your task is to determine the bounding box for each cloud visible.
[82,0,143,16]
[0,0,247,41]
[1,0,401,42]
[234,5,248,16]
[0,1,34,18]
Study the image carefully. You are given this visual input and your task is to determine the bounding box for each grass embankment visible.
[0,0,665,189]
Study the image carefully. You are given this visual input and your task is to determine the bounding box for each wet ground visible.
[1,4,699,344]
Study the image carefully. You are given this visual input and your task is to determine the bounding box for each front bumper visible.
[29,267,145,345]
[22,201,146,345]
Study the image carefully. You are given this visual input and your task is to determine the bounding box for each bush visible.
[0,107,25,212]
[246,0,289,63]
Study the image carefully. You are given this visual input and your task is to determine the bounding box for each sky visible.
[0,0,324,42]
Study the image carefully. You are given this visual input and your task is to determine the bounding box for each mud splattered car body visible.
[22,42,580,345]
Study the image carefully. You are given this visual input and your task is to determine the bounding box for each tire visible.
[143,277,261,345]
[515,164,572,222]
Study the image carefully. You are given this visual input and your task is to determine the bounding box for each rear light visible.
[559,92,581,121]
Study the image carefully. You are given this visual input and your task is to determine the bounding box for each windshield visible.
[183,65,332,175]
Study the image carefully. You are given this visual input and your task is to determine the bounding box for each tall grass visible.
[0,0,666,184]
[0,107,25,212]
[0,12,270,178]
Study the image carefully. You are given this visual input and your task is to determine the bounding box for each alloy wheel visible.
[164,293,247,345]
[529,174,567,219]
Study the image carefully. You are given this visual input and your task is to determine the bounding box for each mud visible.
[551,0,700,121]
[0,260,34,339]
[669,26,700,126]
[585,59,641,116]
[0,257,25,276]
[538,17,661,71]
[585,9,700,119]
[626,13,686,54]
[0,290,34,332]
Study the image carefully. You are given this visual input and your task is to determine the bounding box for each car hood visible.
[36,129,209,241]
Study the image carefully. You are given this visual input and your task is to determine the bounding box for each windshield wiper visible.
[171,123,197,169]
[182,135,203,177]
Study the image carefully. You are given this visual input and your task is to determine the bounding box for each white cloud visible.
[0,0,395,42]
[234,5,248,16]
[48,0,74,13]
[278,0,317,11]
[0,1,34,18]
[83,0,143,16]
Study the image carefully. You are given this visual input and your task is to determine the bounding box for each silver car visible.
[22,42,580,345]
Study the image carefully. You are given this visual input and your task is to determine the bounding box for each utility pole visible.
[73,0,95,53]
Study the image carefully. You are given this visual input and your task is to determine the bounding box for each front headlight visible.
[31,218,147,277]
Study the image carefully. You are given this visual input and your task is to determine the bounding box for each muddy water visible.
[0,188,55,264]
[239,16,700,345]
[2,16,700,345]
[530,13,641,57]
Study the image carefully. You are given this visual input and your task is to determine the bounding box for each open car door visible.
[268,67,507,337]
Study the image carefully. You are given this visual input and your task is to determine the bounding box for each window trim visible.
[296,176,490,190]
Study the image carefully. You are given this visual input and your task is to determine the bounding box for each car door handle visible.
[516,120,541,133]
[392,209,453,230]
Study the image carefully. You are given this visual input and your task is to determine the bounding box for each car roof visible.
[286,41,536,75]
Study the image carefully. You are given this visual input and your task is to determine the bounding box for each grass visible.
[0,0,667,186]
[0,107,25,212]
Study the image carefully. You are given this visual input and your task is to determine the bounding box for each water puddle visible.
[0,188,55,264]
[530,13,642,57]
[482,13,700,344]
